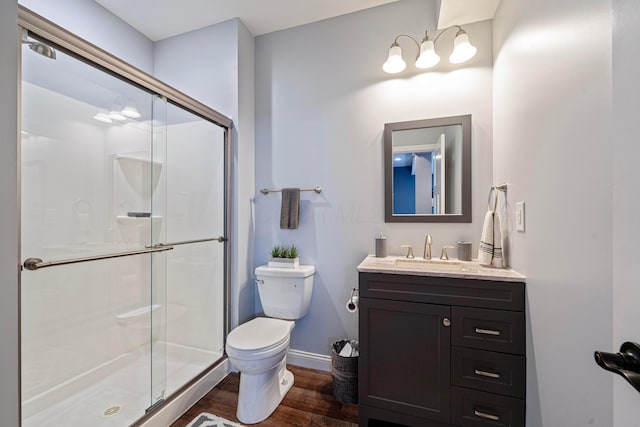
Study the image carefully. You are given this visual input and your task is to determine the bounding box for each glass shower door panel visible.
[150,94,168,407]
[21,35,157,426]
[20,257,153,427]
[157,103,226,396]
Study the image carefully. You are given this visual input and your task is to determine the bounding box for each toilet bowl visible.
[226,317,294,424]
[225,264,315,424]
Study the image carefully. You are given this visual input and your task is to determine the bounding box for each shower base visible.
[22,342,222,427]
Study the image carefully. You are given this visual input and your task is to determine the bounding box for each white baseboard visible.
[140,358,231,427]
[287,349,331,372]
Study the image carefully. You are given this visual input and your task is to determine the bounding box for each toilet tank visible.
[255,265,315,320]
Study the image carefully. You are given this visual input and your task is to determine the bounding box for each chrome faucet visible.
[423,234,432,259]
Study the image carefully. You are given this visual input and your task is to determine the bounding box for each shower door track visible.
[22,245,175,271]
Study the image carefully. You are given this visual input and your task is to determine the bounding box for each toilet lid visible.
[227,317,293,351]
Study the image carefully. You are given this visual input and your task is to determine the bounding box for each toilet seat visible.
[226,317,294,360]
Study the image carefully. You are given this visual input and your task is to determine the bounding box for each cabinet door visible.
[359,298,451,424]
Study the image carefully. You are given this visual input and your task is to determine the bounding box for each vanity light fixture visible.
[382,25,477,74]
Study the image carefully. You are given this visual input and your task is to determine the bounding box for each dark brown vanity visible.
[357,256,526,427]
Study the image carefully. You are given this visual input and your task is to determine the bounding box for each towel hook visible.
[487,183,508,211]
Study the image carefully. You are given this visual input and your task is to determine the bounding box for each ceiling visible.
[94,0,501,42]
[94,0,400,41]
[437,0,500,29]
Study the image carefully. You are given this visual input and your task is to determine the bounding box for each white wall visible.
[612,0,640,424]
[0,0,19,424]
[154,19,256,328]
[493,0,614,425]
[254,0,494,355]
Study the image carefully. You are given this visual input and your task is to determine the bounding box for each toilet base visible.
[236,358,294,424]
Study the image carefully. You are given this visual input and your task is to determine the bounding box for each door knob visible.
[594,342,640,393]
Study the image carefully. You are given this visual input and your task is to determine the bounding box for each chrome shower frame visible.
[17,5,233,426]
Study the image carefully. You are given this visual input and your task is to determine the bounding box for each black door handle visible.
[594,341,640,393]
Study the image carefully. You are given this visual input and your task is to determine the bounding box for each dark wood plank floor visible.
[170,365,358,427]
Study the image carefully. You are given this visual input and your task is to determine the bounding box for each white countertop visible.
[357,255,526,282]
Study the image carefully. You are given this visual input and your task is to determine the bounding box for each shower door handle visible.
[22,245,174,271]
[149,236,227,248]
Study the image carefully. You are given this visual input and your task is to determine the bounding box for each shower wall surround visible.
[19,10,230,426]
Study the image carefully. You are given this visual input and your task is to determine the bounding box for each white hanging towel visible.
[478,188,505,268]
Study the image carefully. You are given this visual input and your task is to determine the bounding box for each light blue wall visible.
[154,20,238,116]
[0,2,19,425]
[20,0,154,73]
[612,0,640,424]
[493,0,614,425]
[154,19,256,328]
[254,0,494,355]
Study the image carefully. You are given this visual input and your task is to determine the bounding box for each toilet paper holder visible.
[594,341,640,394]
[346,288,359,312]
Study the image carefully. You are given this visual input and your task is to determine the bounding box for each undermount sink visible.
[394,258,466,270]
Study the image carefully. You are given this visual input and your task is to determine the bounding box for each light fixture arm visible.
[390,34,422,53]
[432,25,463,45]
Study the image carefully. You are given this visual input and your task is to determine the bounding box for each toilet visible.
[226,264,315,424]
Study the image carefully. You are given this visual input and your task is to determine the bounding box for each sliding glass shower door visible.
[20,30,226,427]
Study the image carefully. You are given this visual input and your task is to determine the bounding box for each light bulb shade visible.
[415,39,440,69]
[93,112,112,123]
[382,44,406,74]
[108,110,127,121]
[121,106,141,119]
[449,31,477,64]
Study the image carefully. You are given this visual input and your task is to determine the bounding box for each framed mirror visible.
[384,115,471,222]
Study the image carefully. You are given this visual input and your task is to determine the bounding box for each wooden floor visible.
[170,365,358,427]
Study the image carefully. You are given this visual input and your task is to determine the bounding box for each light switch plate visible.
[515,201,525,232]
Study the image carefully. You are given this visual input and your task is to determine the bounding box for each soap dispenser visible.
[375,232,387,258]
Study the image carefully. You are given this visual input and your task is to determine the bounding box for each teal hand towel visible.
[280,188,300,229]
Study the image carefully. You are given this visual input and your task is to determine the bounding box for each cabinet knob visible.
[443,318,451,327]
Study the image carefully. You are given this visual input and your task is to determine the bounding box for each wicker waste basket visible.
[331,339,359,404]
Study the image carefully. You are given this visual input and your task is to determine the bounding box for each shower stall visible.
[19,8,231,427]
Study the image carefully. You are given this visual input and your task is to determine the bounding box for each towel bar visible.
[260,186,322,195]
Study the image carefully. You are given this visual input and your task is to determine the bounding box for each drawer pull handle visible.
[475,327,501,336]
[474,409,501,421]
[474,369,501,379]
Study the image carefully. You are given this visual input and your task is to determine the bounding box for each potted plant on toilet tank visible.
[268,244,299,268]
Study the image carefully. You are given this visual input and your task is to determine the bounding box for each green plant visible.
[270,245,283,258]
[287,245,298,258]
[270,244,299,259]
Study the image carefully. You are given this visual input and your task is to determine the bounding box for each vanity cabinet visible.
[358,271,526,427]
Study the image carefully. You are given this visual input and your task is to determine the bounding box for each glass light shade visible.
[121,106,141,119]
[449,31,477,64]
[382,44,406,74]
[415,39,440,69]
[93,112,112,123]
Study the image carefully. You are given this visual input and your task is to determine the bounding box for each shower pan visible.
[19,8,231,427]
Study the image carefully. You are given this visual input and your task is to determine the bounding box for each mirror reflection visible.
[384,115,471,223]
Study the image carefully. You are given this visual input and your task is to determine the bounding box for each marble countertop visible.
[357,255,526,282]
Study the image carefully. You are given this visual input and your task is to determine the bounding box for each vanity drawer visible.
[359,272,525,311]
[452,386,525,427]
[452,307,525,355]
[451,347,525,398]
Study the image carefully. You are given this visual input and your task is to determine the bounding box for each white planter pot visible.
[268,257,299,269]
